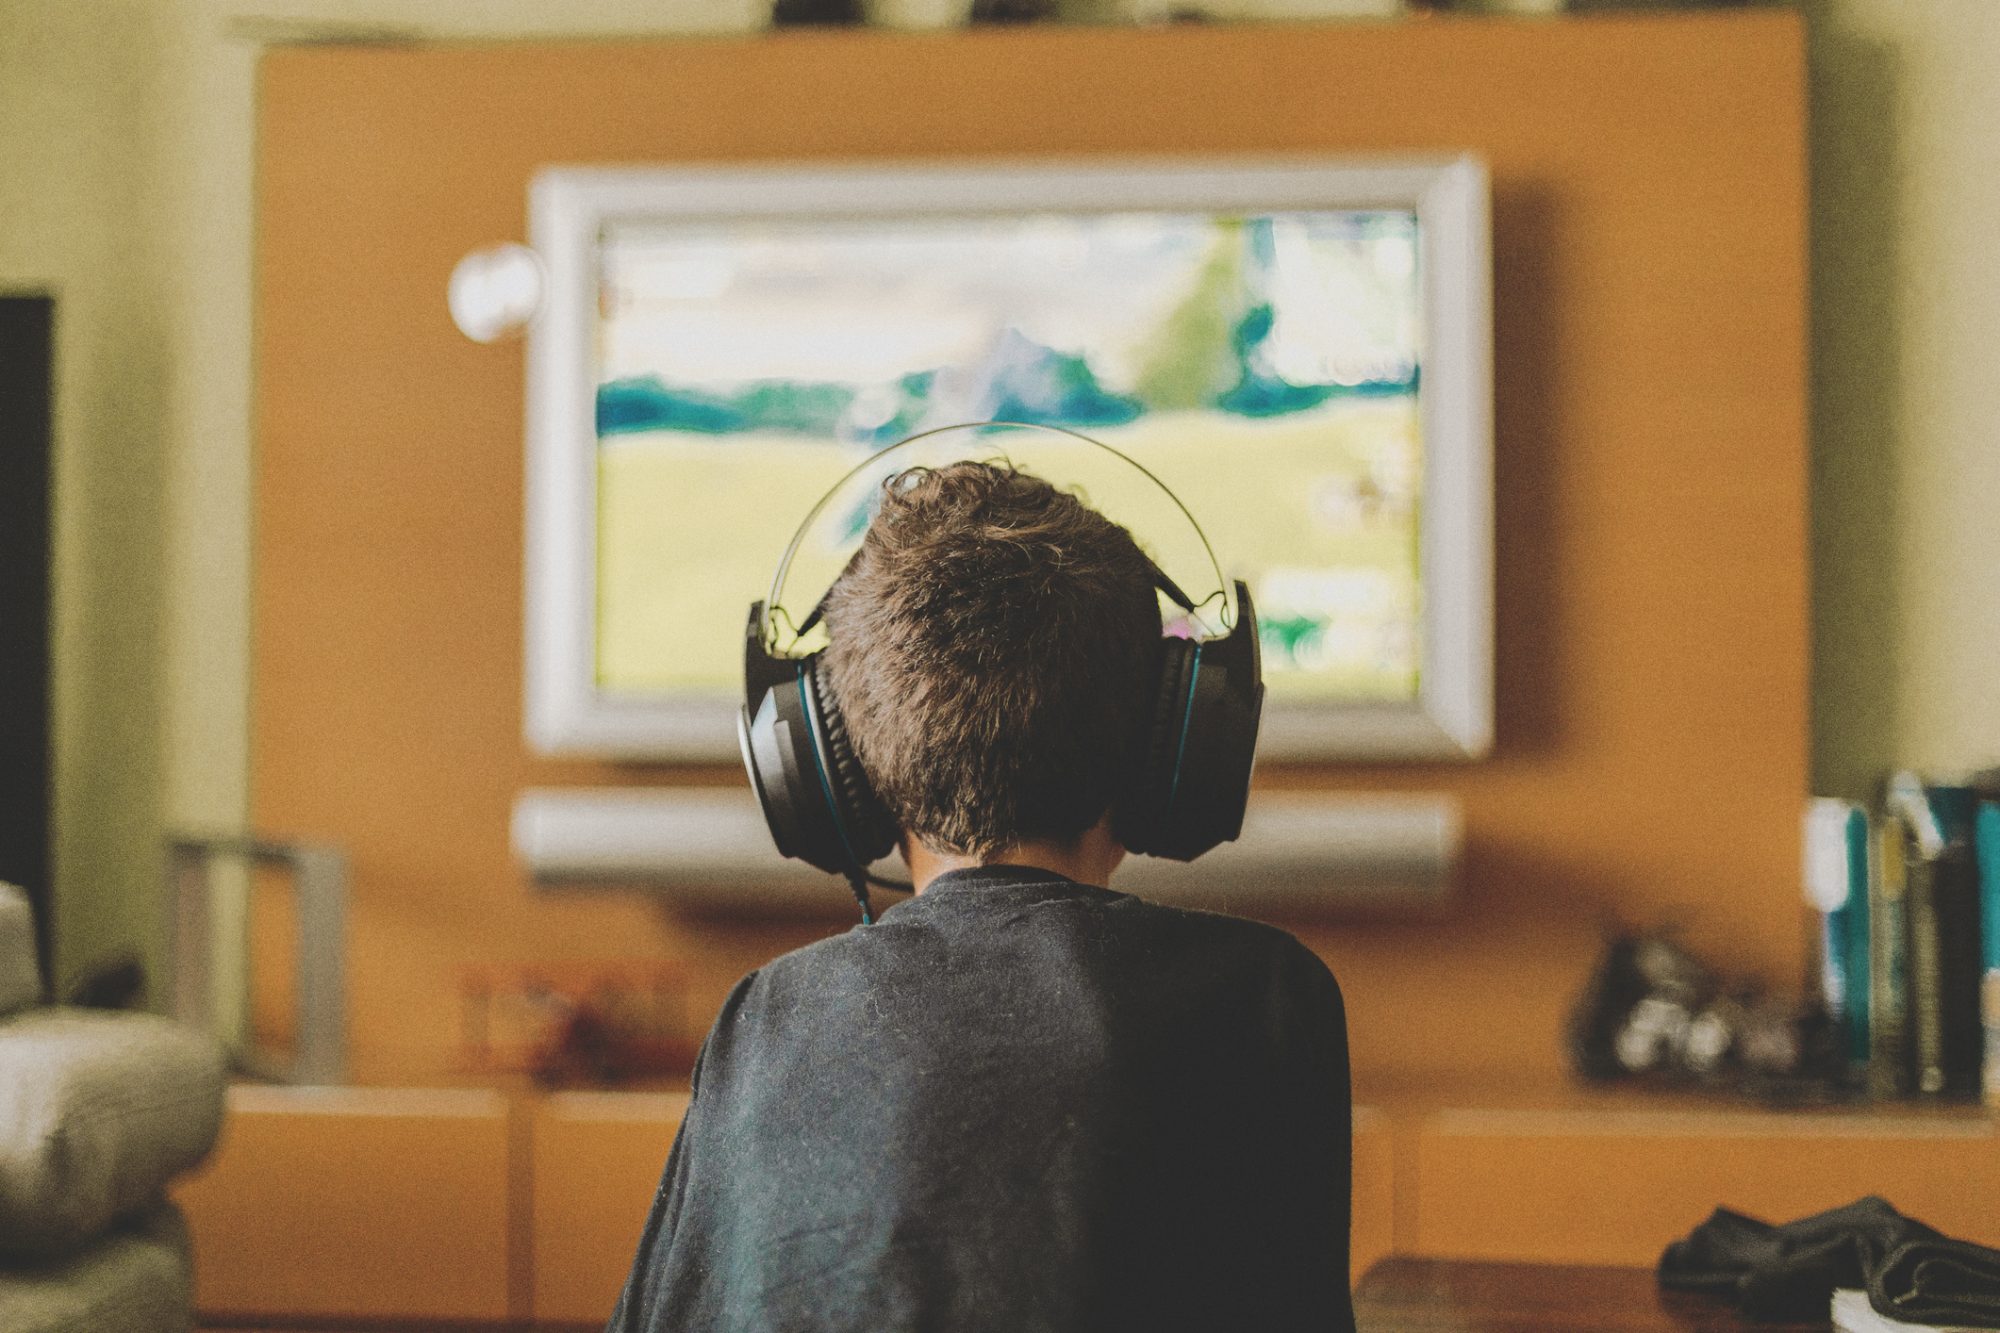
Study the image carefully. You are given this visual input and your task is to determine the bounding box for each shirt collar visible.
[875,864,1120,921]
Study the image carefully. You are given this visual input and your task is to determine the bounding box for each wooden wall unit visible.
[174,1089,1392,1324]
[254,14,1808,1083]
[175,1087,513,1321]
[526,1096,1400,1325]
[1350,1107,1397,1284]
[1411,1105,2000,1265]
[529,1092,689,1325]
[178,1088,1999,1325]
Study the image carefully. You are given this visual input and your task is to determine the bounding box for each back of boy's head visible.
[823,461,1161,860]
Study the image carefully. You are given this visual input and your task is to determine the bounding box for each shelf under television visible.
[510,783,1462,915]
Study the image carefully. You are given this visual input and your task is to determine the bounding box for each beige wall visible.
[1808,0,2000,797]
[1,0,174,988]
[7,0,1995,988]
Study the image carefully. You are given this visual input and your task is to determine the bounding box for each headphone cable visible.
[845,871,875,926]
[845,869,915,926]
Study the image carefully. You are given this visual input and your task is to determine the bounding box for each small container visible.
[861,0,977,27]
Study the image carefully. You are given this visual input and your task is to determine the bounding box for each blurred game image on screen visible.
[592,208,1424,705]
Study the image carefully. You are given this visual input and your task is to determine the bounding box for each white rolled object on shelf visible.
[1116,791,1460,912]
[513,787,1459,917]
[512,787,839,912]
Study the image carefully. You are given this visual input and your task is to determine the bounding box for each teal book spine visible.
[1840,805,1872,1066]
[1978,800,2000,1108]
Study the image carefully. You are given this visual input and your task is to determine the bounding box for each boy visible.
[610,463,1357,1333]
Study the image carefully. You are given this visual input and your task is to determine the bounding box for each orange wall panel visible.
[253,14,1808,1085]
[175,1087,513,1321]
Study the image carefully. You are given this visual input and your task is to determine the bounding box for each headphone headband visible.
[758,421,1240,661]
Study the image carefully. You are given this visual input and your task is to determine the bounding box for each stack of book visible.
[1804,772,2000,1104]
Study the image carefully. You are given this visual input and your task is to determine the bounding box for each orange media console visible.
[176,1081,2000,1325]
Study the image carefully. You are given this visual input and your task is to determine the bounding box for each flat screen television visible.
[523,155,1490,763]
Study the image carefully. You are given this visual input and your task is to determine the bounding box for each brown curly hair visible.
[822,461,1162,859]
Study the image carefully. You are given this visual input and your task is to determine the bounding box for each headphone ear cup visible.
[742,602,833,871]
[1116,582,1263,863]
[805,657,898,864]
[1115,637,1197,858]
[741,601,891,879]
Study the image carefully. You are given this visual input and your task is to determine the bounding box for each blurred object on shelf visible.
[1453,0,1755,10]
[773,0,861,25]
[1055,0,1399,22]
[1664,1197,2000,1329]
[794,0,1762,19]
[1568,927,1844,1104]
[1232,0,1402,17]
[1883,772,1985,1101]
[862,0,978,26]
[460,961,700,1087]
[973,0,1057,23]
[1799,772,2000,1107]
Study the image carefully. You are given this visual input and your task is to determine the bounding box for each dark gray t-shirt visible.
[608,866,1357,1333]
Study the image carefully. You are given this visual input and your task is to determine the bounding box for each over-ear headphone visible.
[1110,577,1262,863]
[737,428,1264,922]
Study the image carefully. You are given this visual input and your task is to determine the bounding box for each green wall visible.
[0,0,173,991]
[1807,0,2000,798]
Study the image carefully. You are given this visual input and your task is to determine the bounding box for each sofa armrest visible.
[0,1009,225,1259]
[0,1204,192,1333]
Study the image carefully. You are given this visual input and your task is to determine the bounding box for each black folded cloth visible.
[1659,1196,2000,1327]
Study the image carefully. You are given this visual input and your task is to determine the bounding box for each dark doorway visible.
[0,295,54,984]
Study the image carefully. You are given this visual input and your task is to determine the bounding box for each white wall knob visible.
[448,243,545,344]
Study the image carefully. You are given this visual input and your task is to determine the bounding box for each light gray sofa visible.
[0,883,226,1333]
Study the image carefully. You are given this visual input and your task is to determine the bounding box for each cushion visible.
[0,1008,225,1258]
[0,884,42,1017]
[0,1204,192,1333]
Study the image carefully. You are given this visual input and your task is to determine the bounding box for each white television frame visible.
[523,154,1492,763]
